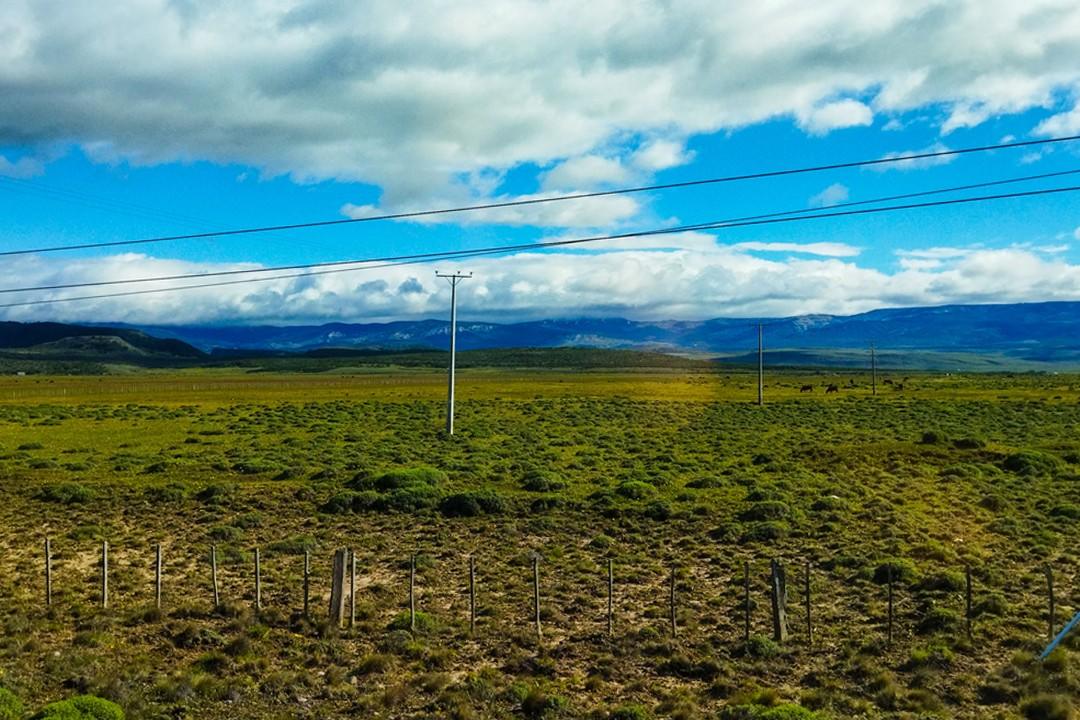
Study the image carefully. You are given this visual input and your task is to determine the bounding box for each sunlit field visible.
[0,367,1076,719]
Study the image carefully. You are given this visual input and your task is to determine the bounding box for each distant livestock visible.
[883,379,894,385]
[893,383,905,391]
[825,384,840,394]
[800,385,813,393]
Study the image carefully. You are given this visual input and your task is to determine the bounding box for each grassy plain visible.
[0,366,1077,719]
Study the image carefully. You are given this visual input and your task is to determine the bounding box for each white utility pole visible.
[436,271,471,435]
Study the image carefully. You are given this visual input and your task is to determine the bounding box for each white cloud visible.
[3,0,1080,215]
[6,242,1079,324]
[1074,225,1080,241]
[0,153,44,179]
[541,155,631,191]
[631,140,694,172]
[873,143,957,171]
[731,241,860,257]
[797,99,874,135]
[809,183,850,207]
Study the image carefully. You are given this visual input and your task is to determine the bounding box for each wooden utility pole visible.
[770,559,787,642]
[328,549,347,627]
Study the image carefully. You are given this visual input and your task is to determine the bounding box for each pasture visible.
[0,367,1076,719]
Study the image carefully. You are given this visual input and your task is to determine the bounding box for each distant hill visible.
[123,301,1080,362]
[0,322,204,359]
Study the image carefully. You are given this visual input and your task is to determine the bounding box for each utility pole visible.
[436,271,471,436]
[757,323,764,406]
[870,343,877,396]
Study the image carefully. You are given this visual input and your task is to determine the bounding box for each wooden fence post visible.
[770,559,787,643]
[469,555,477,635]
[607,558,614,637]
[254,548,262,612]
[965,565,973,640]
[44,537,52,607]
[887,563,894,646]
[303,549,310,618]
[669,563,678,638]
[804,561,812,647]
[155,543,163,609]
[328,549,347,628]
[349,550,356,628]
[743,560,751,643]
[211,545,220,608]
[533,553,542,640]
[409,553,417,633]
[101,540,109,609]
[1045,565,1055,641]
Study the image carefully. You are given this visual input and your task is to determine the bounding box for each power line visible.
[4,181,1080,310]
[1,134,1077,258]
[3,180,1079,297]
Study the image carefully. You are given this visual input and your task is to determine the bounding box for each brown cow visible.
[800,385,813,392]
[825,384,839,394]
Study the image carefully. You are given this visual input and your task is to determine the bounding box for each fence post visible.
[409,553,417,633]
[743,560,751,643]
[1045,565,1055,642]
[211,545,220,608]
[349,550,356,629]
[328,548,347,628]
[155,543,163,610]
[533,552,542,640]
[770,559,787,642]
[965,565,973,640]
[607,558,614,637]
[469,555,477,635]
[101,540,109,609]
[44,537,52,607]
[804,561,812,647]
[254,548,262,612]
[303,549,310,618]
[669,563,678,638]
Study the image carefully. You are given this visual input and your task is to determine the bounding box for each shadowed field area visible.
[0,368,1077,719]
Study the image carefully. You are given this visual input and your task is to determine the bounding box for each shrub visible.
[1049,504,1080,519]
[739,501,789,522]
[1020,694,1073,720]
[196,483,236,505]
[616,481,655,500]
[740,522,788,543]
[719,703,819,719]
[917,570,965,592]
[0,688,23,720]
[919,431,945,445]
[609,703,651,720]
[744,635,781,659]
[642,500,672,521]
[37,482,94,505]
[952,437,986,449]
[872,559,917,585]
[320,491,378,515]
[32,694,125,719]
[267,535,315,555]
[143,483,188,503]
[1003,451,1062,477]
[388,611,437,634]
[686,476,723,489]
[378,484,441,513]
[18,442,44,450]
[440,491,506,517]
[521,470,565,493]
[368,466,446,491]
[520,686,568,719]
[916,607,961,635]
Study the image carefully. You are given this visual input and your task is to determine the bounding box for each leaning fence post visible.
[101,540,109,609]
[155,543,163,609]
[1045,565,1055,642]
[770,559,787,642]
[44,537,52,607]
[211,545,220,608]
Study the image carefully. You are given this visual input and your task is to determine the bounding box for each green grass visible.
[0,368,1076,718]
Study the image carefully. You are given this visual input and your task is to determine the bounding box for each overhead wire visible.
[1,134,1078,258]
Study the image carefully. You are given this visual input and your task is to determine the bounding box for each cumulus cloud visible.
[731,241,860,257]
[809,183,850,207]
[873,143,958,171]
[4,0,1080,216]
[1074,225,1080,240]
[797,99,874,135]
[5,242,1080,324]
[0,153,44,179]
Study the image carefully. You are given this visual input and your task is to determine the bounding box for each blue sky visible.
[1,1,1079,325]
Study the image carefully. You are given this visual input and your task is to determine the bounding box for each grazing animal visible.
[893,383,904,391]
[825,384,839,394]
[883,379,894,385]
[800,385,813,393]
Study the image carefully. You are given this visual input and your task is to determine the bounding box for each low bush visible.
[37,482,94,505]
[0,688,23,720]
[32,694,124,719]
[439,491,506,517]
